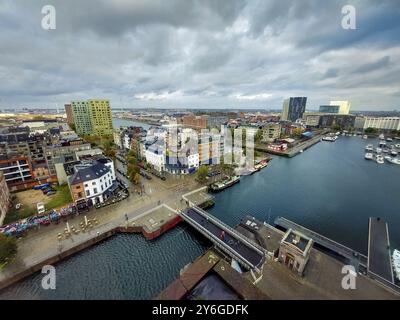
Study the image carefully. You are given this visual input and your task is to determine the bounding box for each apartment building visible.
[64,104,74,124]
[261,123,281,143]
[180,114,209,130]
[88,100,113,136]
[68,158,116,205]
[71,101,92,136]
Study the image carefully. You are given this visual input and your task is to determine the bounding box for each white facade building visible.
[145,146,165,172]
[68,158,116,205]
[355,117,400,131]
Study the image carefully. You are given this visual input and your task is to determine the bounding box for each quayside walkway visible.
[180,206,265,271]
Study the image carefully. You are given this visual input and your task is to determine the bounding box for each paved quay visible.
[0,175,201,291]
[256,130,328,158]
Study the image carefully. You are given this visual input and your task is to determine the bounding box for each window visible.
[84,184,88,187]
[94,188,98,194]
[86,190,90,196]
[92,181,96,185]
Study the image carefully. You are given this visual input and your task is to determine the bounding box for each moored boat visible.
[376,155,384,164]
[387,157,400,165]
[365,144,374,151]
[365,153,373,160]
[210,175,241,192]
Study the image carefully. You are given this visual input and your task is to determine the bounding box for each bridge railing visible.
[191,206,266,256]
[180,209,261,271]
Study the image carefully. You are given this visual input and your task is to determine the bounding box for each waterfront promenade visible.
[0,175,200,290]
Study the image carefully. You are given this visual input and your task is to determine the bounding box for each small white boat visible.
[391,150,398,156]
[395,144,400,149]
[362,135,368,139]
[379,141,387,148]
[379,133,385,140]
[365,144,374,151]
[365,153,373,160]
[384,155,392,161]
[376,147,382,154]
[386,137,393,142]
[322,135,338,142]
[387,157,400,165]
[376,155,384,164]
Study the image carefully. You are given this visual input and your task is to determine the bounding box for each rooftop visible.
[68,161,110,184]
[282,228,312,252]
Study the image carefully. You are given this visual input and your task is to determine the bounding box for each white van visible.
[37,202,45,214]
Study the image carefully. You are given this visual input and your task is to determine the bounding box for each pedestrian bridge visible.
[179,206,265,271]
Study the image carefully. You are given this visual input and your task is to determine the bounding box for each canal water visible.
[112,118,151,130]
[1,136,399,299]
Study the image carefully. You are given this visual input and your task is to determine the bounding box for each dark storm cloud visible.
[0,0,399,110]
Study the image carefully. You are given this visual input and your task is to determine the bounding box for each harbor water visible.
[1,135,399,299]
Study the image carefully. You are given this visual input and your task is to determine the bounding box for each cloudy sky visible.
[1,0,400,110]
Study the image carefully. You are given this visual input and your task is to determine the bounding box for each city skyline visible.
[1,0,400,110]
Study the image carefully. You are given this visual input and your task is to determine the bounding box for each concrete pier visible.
[368,217,394,283]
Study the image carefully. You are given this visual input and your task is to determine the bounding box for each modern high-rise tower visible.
[281,97,307,122]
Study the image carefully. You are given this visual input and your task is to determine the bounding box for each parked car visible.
[33,183,50,190]
[37,202,45,214]
[42,188,55,194]
[46,191,56,196]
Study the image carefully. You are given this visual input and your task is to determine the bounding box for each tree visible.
[254,129,263,144]
[365,127,377,134]
[0,234,17,265]
[127,163,140,184]
[133,173,141,185]
[196,166,209,183]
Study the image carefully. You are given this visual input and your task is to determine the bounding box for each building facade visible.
[71,101,92,136]
[180,114,209,130]
[354,117,400,131]
[330,100,350,115]
[88,100,113,136]
[68,158,116,205]
[261,123,281,143]
[303,113,356,129]
[71,99,113,136]
[0,172,11,225]
[281,97,307,122]
[64,104,74,124]
[278,229,313,276]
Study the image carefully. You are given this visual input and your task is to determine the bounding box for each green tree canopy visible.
[0,234,17,265]
[196,166,209,183]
